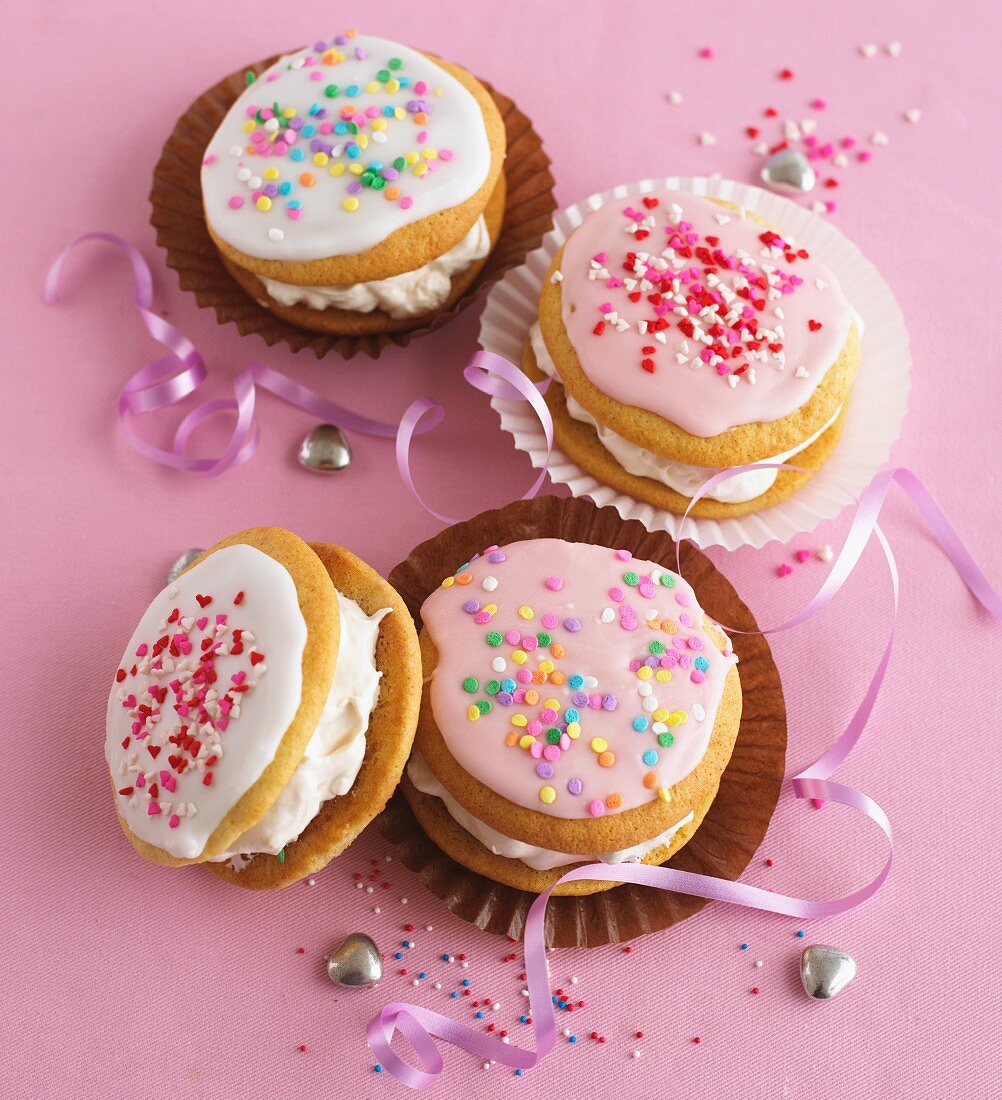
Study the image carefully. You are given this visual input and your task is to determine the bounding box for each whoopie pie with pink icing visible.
[403,538,742,894]
[526,189,861,517]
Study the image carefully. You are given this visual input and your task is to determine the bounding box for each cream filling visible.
[407,751,694,873]
[260,215,491,319]
[530,322,842,504]
[215,593,390,869]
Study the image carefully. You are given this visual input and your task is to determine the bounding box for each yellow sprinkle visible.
[394,107,407,120]
[538,660,554,675]
[590,737,608,754]
[414,162,428,177]
[655,669,673,682]
[405,150,419,164]
[544,698,560,710]
[372,118,388,131]
[242,120,255,134]
[434,87,444,97]
[539,786,556,805]
[357,133,368,149]
[636,666,653,681]
[566,721,581,739]
[313,152,329,167]
[365,81,380,94]
[441,576,455,588]
[282,107,296,119]
[263,167,280,181]
[255,196,272,211]
[467,704,480,722]
[517,606,534,620]
[342,197,360,212]
[386,79,400,93]
[667,710,688,727]
[652,708,669,723]
[511,650,527,666]
[511,714,528,728]
[483,604,498,615]
[349,162,364,176]
[518,734,535,751]
[658,786,672,803]
[423,148,438,160]
[329,163,346,176]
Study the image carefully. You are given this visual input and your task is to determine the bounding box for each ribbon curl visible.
[367,465,1000,1089]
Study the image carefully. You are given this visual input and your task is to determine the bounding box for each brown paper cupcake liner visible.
[378,496,788,947]
[150,53,556,359]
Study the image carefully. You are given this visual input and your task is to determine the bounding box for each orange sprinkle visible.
[606,792,623,810]
[299,172,316,187]
[524,689,540,706]
[549,670,566,685]
[455,572,473,585]
[531,670,545,684]
[413,111,428,125]
[646,618,661,630]
[504,731,518,747]
[663,619,679,634]
[550,643,566,659]
[598,751,616,768]
[385,185,400,200]
[642,771,659,789]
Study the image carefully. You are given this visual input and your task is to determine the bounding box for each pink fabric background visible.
[2,1,999,1096]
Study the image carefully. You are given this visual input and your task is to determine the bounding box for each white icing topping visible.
[216,593,389,867]
[201,34,493,262]
[105,546,308,860]
[407,751,694,872]
[531,323,841,504]
[260,215,489,318]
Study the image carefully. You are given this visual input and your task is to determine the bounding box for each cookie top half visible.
[200,31,498,264]
[551,190,855,437]
[418,539,738,825]
[105,529,338,863]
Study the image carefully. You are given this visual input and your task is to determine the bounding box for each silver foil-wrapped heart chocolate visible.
[299,423,352,472]
[327,932,382,988]
[166,549,204,586]
[760,149,816,194]
[800,944,857,1000]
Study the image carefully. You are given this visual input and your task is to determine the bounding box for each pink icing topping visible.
[421,539,737,819]
[558,190,854,437]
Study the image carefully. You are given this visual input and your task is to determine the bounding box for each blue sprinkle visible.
[374,1064,383,1073]
[515,1069,523,1077]
[564,707,580,723]
[301,124,317,137]
[551,995,557,1004]
[519,1015,528,1023]
[418,972,427,979]
[334,121,348,134]
[694,655,709,671]
[394,952,403,960]
[462,979,470,987]
[633,716,649,732]
[346,84,360,96]
[476,1011,484,1019]
[568,674,585,689]
[450,991,458,999]
[569,1035,578,1043]
[441,954,450,961]
[642,749,659,766]
[796,930,806,938]
[740,943,749,950]
[402,940,411,948]
[289,148,305,161]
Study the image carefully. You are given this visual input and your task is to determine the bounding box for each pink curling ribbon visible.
[367,465,1000,1089]
[395,360,552,524]
[43,233,436,474]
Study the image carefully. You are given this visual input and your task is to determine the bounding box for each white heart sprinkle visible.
[859,43,877,57]
[667,90,683,105]
[698,131,717,146]
[886,41,902,57]
[871,130,889,146]
[795,366,810,379]
[904,107,922,124]
[692,704,706,721]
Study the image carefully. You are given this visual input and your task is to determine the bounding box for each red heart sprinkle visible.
[779,68,794,79]
[642,196,660,208]
[627,291,642,302]
[116,669,126,683]
[250,651,265,666]
[808,320,823,331]
[195,594,212,608]
[746,126,759,139]
[641,358,656,373]
[233,591,245,605]
[203,773,213,787]
[764,107,778,117]
[147,745,161,759]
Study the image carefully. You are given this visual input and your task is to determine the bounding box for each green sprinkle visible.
[372,176,386,190]
[462,677,479,693]
[244,70,257,86]
[536,632,552,647]
[485,680,501,696]
[361,171,375,186]
[276,848,286,862]
[377,69,392,82]
[393,156,407,170]
[546,728,562,744]
[624,571,639,586]
[659,574,676,588]
[657,732,675,748]
[486,631,503,647]
[388,57,403,70]
[347,122,359,135]
[476,700,492,715]
[649,640,666,654]
[324,84,340,98]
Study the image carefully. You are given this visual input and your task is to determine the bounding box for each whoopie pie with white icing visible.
[200,30,507,336]
[105,528,421,889]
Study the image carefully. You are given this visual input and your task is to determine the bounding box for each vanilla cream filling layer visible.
[260,216,491,320]
[531,322,842,504]
[407,751,694,873]
[216,593,390,869]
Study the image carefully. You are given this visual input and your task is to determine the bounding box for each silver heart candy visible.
[800,944,857,1000]
[760,149,817,195]
[299,423,352,473]
[166,548,204,586]
[327,932,382,988]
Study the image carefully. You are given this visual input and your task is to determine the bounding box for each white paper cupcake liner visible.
[478,175,911,550]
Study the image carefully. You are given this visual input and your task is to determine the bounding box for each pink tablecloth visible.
[3,2,999,1097]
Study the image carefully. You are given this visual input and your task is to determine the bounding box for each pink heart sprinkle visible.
[795,549,811,563]
[196,617,208,630]
[231,671,246,685]
[168,814,180,829]
[147,802,161,816]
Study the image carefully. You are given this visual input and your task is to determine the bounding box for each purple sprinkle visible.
[262,183,279,197]
[354,46,367,60]
[601,694,618,712]
[334,35,347,45]
[536,763,555,779]
[496,691,513,706]
[288,117,303,131]
[567,777,583,796]
[382,167,400,181]
[313,41,328,52]
[310,139,322,152]
[563,617,582,633]
[488,552,506,564]
[644,656,660,668]
[461,600,480,614]
[347,181,362,194]
[571,691,589,707]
